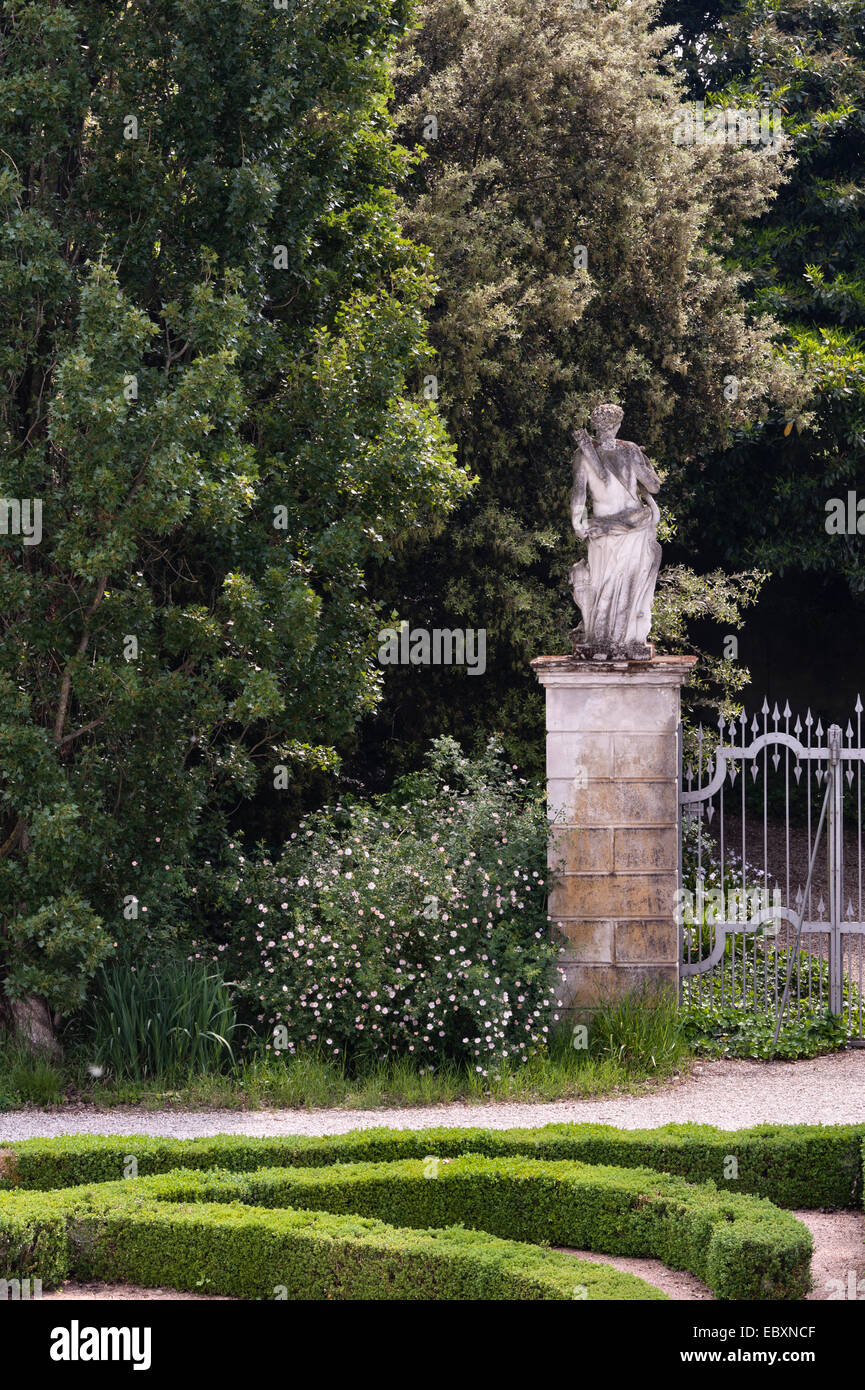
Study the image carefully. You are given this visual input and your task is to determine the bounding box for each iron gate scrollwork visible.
[678,699,865,1042]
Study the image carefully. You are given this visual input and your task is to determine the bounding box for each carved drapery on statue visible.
[568,404,662,660]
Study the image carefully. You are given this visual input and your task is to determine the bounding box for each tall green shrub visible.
[195,738,560,1070]
[0,0,467,1038]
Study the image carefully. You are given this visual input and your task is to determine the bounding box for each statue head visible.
[590,403,624,443]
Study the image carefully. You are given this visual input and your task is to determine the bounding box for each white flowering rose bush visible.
[193,739,561,1072]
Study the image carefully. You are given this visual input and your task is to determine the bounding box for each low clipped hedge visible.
[0,1189,70,1288]
[2,1120,861,1210]
[137,1155,813,1300]
[0,1152,813,1301]
[0,1180,660,1302]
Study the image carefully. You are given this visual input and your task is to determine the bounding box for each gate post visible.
[532,653,696,1021]
[828,723,844,1016]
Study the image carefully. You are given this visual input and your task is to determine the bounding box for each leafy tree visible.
[0,0,467,1046]
[352,0,807,782]
[659,0,865,591]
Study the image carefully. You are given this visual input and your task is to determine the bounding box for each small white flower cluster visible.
[194,747,560,1071]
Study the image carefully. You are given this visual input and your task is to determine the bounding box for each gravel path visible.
[3,1052,865,1140]
[798,1210,865,1301]
[42,1282,234,1301]
[562,1210,865,1301]
[560,1248,713,1299]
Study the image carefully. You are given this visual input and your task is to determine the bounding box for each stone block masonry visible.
[532,654,696,1020]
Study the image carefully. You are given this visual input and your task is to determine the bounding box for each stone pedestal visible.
[531,654,696,1019]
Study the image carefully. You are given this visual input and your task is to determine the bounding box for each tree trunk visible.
[4,995,62,1060]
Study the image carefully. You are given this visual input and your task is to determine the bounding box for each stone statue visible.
[569,403,662,660]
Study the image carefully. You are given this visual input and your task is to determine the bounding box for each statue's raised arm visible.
[568,404,662,661]
[633,445,661,496]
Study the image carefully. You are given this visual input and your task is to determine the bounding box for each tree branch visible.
[53,576,107,745]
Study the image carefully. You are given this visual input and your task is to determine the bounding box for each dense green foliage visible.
[351,0,808,778]
[84,951,241,1081]
[158,1156,812,1300]
[679,816,860,1058]
[0,1164,662,1299]
[0,990,689,1109]
[2,0,862,1067]
[188,737,559,1070]
[662,0,865,591]
[0,0,467,1021]
[0,1138,823,1299]
[586,984,690,1072]
[4,1119,861,1210]
[683,971,855,1057]
[105,1157,813,1299]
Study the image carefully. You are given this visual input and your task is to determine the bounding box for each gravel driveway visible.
[3,1051,865,1139]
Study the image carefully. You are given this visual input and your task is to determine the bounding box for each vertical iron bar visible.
[762,704,768,1015]
[696,728,704,1009]
[677,718,683,1002]
[723,722,728,1006]
[829,725,844,1016]
[739,709,746,1007]
[858,695,863,926]
[806,712,814,1015]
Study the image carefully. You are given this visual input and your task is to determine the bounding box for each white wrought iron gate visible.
[678,700,865,1042]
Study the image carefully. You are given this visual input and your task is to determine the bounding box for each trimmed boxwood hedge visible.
[0,1151,813,1300]
[137,1155,813,1300]
[2,1120,861,1209]
[1,1122,846,1299]
[0,1180,661,1301]
[0,1189,71,1288]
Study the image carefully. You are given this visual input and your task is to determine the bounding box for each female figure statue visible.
[569,404,662,659]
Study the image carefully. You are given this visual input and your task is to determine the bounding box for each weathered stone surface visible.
[614,825,678,872]
[547,778,677,827]
[533,654,695,1015]
[555,961,678,1013]
[551,919,615,962]
[545,683,678,734]
[619,780,678,825]
[613,732,676,780]
[614,919,680,964]
[549,873,675,920]
[548,825,613,874]
[545,731,612,780]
